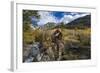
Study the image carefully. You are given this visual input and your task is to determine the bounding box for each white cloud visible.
[37,11,58,25]
[60,15,74,24]
[61,13,89,24]
[37,11,90,25]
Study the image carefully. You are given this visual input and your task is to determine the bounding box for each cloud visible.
[37,11,59,25]
[37,11,90,25]
[61,12,89,24]
[60,15,73,24]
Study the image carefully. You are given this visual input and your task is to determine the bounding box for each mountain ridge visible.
[54,15,91,29]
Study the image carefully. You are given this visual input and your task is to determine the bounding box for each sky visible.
[31,11,90,26]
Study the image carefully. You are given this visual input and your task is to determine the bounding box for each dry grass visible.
[23,28,91,60]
